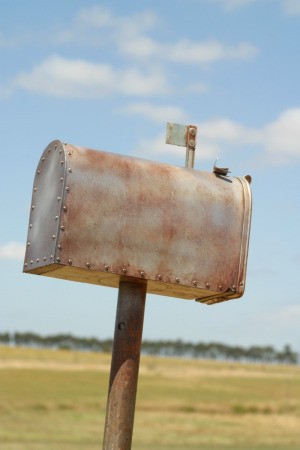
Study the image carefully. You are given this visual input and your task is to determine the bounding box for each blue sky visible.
[1,0,300,351]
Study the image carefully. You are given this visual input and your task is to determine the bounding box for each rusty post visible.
[103,279,147,450]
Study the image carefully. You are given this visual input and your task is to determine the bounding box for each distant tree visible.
[0,332,10,344]
[1,331,297,365]
[277,344,297,365]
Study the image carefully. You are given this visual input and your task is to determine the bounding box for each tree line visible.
[0,332,298,364]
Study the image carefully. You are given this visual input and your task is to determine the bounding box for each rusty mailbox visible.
[24,139,252,305]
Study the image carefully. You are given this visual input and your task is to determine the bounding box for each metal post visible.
[103,279,147,450]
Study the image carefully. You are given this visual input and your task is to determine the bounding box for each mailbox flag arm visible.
[166,123,197,169]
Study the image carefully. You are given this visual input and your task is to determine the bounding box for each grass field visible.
[0,345,299,449]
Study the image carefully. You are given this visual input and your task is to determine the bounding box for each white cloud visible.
[1,7,257,101]
[118,35,160,59]
[263,108,300,163]
[185,82,209,94]
[54,6,113,44]
[133,107,300,165]
[204,0,258,10]
[167,40,257,64]
[15,56,114,98]
[200,118,262,144]
[14,55,168,98]
[76,6,158,33]
[55,6,258,66]
[199,109,300,164]
[74,5,115,29]
[55,7,159,49]
[117,35,257,66]
[121,103,188,124]
[281,0,300,15]
[209,0,300,15]
[0,242,25,261]
[118,68,167,96]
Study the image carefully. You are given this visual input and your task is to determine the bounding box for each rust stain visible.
[24,140,252,304]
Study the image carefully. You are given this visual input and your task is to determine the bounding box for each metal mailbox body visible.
[24,140,252,305]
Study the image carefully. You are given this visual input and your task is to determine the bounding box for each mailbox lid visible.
[24,140,251,303]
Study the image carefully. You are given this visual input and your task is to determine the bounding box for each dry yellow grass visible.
[0,345,299,449]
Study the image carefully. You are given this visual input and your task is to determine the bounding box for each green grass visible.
[0,346,300,449]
